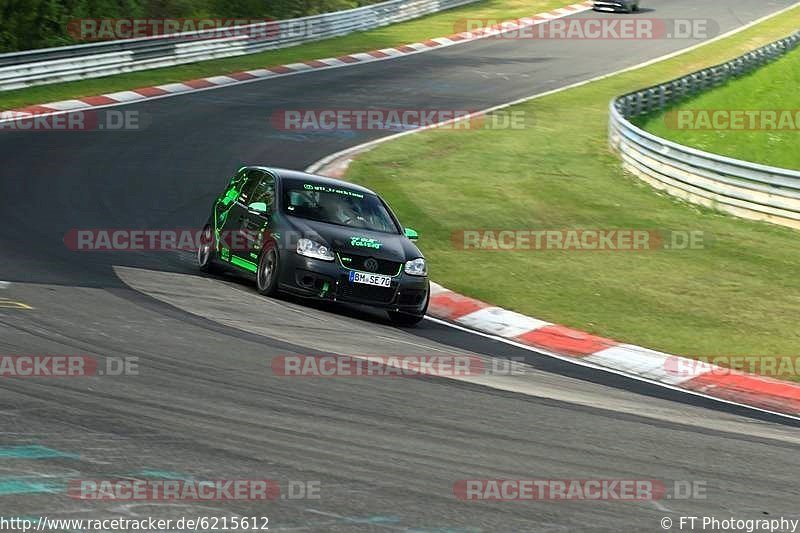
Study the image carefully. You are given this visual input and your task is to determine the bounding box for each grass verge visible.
[346,7,800,376]
[635,45,800,170]
[0,0,566,110]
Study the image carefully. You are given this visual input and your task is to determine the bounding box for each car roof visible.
[246,166,378,196]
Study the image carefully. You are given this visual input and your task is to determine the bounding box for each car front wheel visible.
[388,285,429,327]
[257,244,279,296]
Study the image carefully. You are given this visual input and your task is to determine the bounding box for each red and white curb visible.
[1,2,593,121]
[427,282,800,418]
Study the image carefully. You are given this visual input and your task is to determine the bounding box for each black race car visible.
[593,0,640,12]
[198,166,430,326]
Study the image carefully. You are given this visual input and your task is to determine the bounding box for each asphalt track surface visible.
[0,0,799,530]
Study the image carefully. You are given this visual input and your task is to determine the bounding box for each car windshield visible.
[282,179,400,234]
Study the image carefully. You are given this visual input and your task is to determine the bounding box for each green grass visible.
[346,8,800,374]
[0,0,566,110]
[636,46,800,170]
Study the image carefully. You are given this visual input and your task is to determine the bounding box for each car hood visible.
[284,215,422,262]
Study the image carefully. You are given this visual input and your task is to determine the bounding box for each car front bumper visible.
[279,253,429,315]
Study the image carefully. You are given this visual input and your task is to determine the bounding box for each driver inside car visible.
[331,195,364,226]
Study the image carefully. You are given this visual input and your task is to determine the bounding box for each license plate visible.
[349,271,392,287]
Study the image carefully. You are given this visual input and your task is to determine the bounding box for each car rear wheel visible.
[257,244,279,296]
[198,224,218,273]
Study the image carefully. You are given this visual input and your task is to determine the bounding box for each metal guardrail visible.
[609,31,800,230]
[0,0,477,91]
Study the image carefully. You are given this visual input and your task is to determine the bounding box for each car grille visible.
[336,277,397,304]
[338,253,401,276]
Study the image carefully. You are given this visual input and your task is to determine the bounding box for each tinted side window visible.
[249,173,276,211]
[238,170,264,203]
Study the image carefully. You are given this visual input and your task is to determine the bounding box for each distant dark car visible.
[593,0,640,12]
[198,166,430,326]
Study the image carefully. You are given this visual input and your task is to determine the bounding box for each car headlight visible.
[404,257,427,276]
[296,238,334,261]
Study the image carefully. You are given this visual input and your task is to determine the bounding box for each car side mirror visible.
[404,227,419,241]
[248,202,268,215]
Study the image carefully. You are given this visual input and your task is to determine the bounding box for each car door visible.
[219,169,264,271]
[228,170,276,270]
[237,171,276,264]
